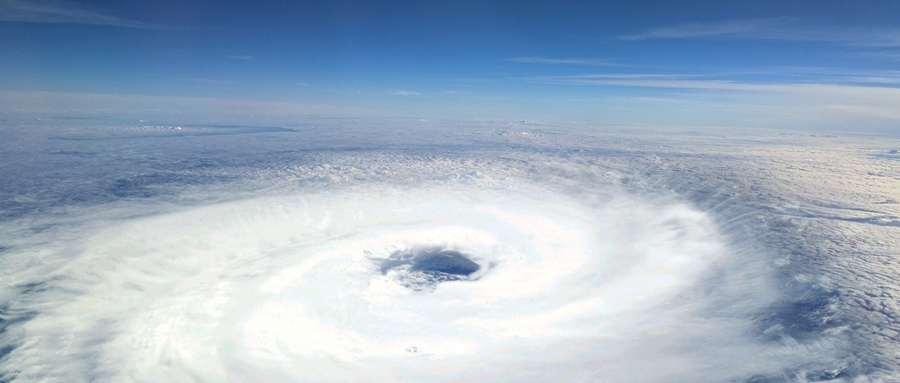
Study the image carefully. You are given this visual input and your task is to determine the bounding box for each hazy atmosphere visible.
[1,1,899,382]
[2,0,900,130]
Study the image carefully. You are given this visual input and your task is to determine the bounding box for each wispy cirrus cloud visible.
[389,91,421,97]
[505,56,619,66]
[859,50,900,61]
[177,78,234,86]
[621,17,900,48]
[757,67,900,86]
[534,73,775,91]
[0,0,163,29]
[534,72,900,93]
[530,73,900,121]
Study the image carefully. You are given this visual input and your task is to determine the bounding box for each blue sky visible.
[1,0,899,131]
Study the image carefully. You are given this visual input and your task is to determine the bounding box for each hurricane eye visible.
[377,247,482,291]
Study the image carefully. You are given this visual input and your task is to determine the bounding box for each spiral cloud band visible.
[1,121,893,382]
[0,188,801,381]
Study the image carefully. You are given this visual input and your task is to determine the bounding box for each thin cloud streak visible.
[621,17,900,48]
[537,73,900,93]
[532,73,900,121]
[390,91,421,97]
[506,56,619,66]
[672,67,900,88]
[0,0,164,29]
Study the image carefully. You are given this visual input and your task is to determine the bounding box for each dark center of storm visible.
[377,248,481,291]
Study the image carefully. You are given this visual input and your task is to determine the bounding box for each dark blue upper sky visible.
[2,0,899,130]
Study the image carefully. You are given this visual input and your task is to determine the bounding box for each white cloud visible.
[0,0,162,28]
[716,67,900,85]
[536,72,900,97]
[859,50,900,61]
[505,56,619,66]
[390,90,421,97]
[621,17,900,48]
[178,78,233,86]
[526,73,900,130]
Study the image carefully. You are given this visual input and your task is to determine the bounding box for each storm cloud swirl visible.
[0,120,895,382]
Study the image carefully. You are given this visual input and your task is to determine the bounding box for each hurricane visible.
[2,120,895,382]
